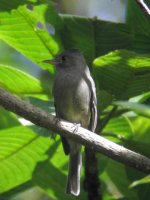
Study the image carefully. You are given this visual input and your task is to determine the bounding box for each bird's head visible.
[43,49,86,71]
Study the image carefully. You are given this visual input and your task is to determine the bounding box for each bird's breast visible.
[53,72,91,127]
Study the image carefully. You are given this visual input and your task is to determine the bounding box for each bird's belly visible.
[55,82,90,128]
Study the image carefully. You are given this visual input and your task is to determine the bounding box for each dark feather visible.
[89,90,97,132]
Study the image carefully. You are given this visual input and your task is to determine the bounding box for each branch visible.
[136,0,150,18]
[0,88,150,174]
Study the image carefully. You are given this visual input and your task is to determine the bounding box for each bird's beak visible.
[43,57,61,65]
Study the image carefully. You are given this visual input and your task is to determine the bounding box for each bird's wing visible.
[89,77,97,132]
[85,67,97,132]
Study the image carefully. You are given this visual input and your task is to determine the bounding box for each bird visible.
[43,49,97,196]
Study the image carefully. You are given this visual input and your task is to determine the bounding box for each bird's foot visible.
[72,123,81,134]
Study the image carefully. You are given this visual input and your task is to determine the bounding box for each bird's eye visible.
[62,56,66,61]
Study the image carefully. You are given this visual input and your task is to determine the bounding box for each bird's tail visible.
[66,148,82,196]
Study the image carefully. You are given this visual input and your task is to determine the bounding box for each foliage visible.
[0,0,150,199]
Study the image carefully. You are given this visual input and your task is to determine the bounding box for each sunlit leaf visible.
[0,65,45,95]
[93,50,150,99]
[130,116,150,146]
[114,101,150,118]
[0,126,51,193]
[103,116,133,141]
[0,0,63,73]
[130,175,150,188]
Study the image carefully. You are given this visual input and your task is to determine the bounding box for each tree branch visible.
[136,0,150,18]
[0,88,150,174]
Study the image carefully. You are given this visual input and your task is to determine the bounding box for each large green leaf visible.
[0,0,63,72]
[130,116,150,145]
[60,15,132,66]
[0,65,45,95]
[114,101,150,118]
[60,14,95,65]
[93,50,150,100]
[126,0,150,54]
[124,116,150,157]
[0,126,51,194]
[126,0,150,34]
[103,116,133,141]
[97,90,113,113]
[131,33,150,54]
[94,20,133,57]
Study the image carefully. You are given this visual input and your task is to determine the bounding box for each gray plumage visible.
[45,49,97,196]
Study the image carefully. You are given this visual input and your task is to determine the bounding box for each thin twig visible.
[0,88,150,174]
[136,0,150,18]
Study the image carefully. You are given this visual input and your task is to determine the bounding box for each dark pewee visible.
[43,49,97,196]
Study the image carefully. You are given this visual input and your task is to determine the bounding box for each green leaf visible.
[97,90,112,113]
[0,107,20,129]
[131,33,150,54]
[124,116,150,158]
[93,50,150,99]
[130,116,150,145]
[139,91,150,104]
[0,0,63,72]
[0,126,51,194]
[0,65,45,95]
[126,0,150,54]
[126,0,150,34]
[103,116,133,141]
[114,101,150,118]
[60,14,95,65]
[100,155,150,199]
[100,159,138,199]
[60,15,132,66]
[94,19,133,57]
[130,175,150,188]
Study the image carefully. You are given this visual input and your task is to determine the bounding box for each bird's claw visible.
[72,123,81,134]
